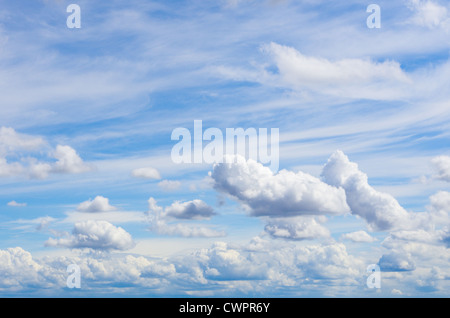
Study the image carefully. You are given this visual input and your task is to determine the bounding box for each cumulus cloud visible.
[294,242,364,280]
[147,197,224,238]
[264,216,330,240]
[52,145,91,174]
[148,197,215,220]
[0,127,91,179]
[131,167,161,180]
[431,155,450,182]
[322,150,428,231]
[197,242,267,280]
[378,252,416,272]
[211,155,350,217]
[45,220,135,251]
[164,200,215,220]
[0,247,45,288]
[341,230,377,243]
[77,196,117,213]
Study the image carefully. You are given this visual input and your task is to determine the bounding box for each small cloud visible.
[146,197,224,237]
[52,145,92,174]
[77,196,116,213]
[131,167,161,180]
[158,180,181,191]
[341,230,377,243]
[7,200,27,207]
[164,200,216,220]
[391,289,403,295]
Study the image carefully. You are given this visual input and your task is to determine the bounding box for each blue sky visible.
[0,0,450,297]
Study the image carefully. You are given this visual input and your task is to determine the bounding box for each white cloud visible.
[261,42,411,100]
[391,289,403,295]
[28,161,52,179]
[52,145,91,174]
[146,197,224,238]
[378,252,416,272]
[0,126,45,155]
[341,230,377,243]
[7,200,27,207]
[131,167,161,180]
[382,228,449,247]
[158,180,181,191]
[0,247,44,288]
[0,157,23,177]
[211,155,350,217]
[197,242,268,280]
[77,196,116,213]
[321,150,428,231]
[164,200,215,220]
[8,216,56,231]
[428,191,450,225]
[0,127,91,179]
[431,155,450,182]
[45,220,135,251]
[294,242,364,280]
[408,0,450,30]
[264,216,330,240]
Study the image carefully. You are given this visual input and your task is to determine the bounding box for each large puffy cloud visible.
[211,155,350,217]
[0,247,60,290]
[264,216,330,241]
[146,197,224,238]
[321,150,428,231]
[0,247,41,287]
[293,242,364,280]
[45,220,135,251]
[0,234,448,297]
